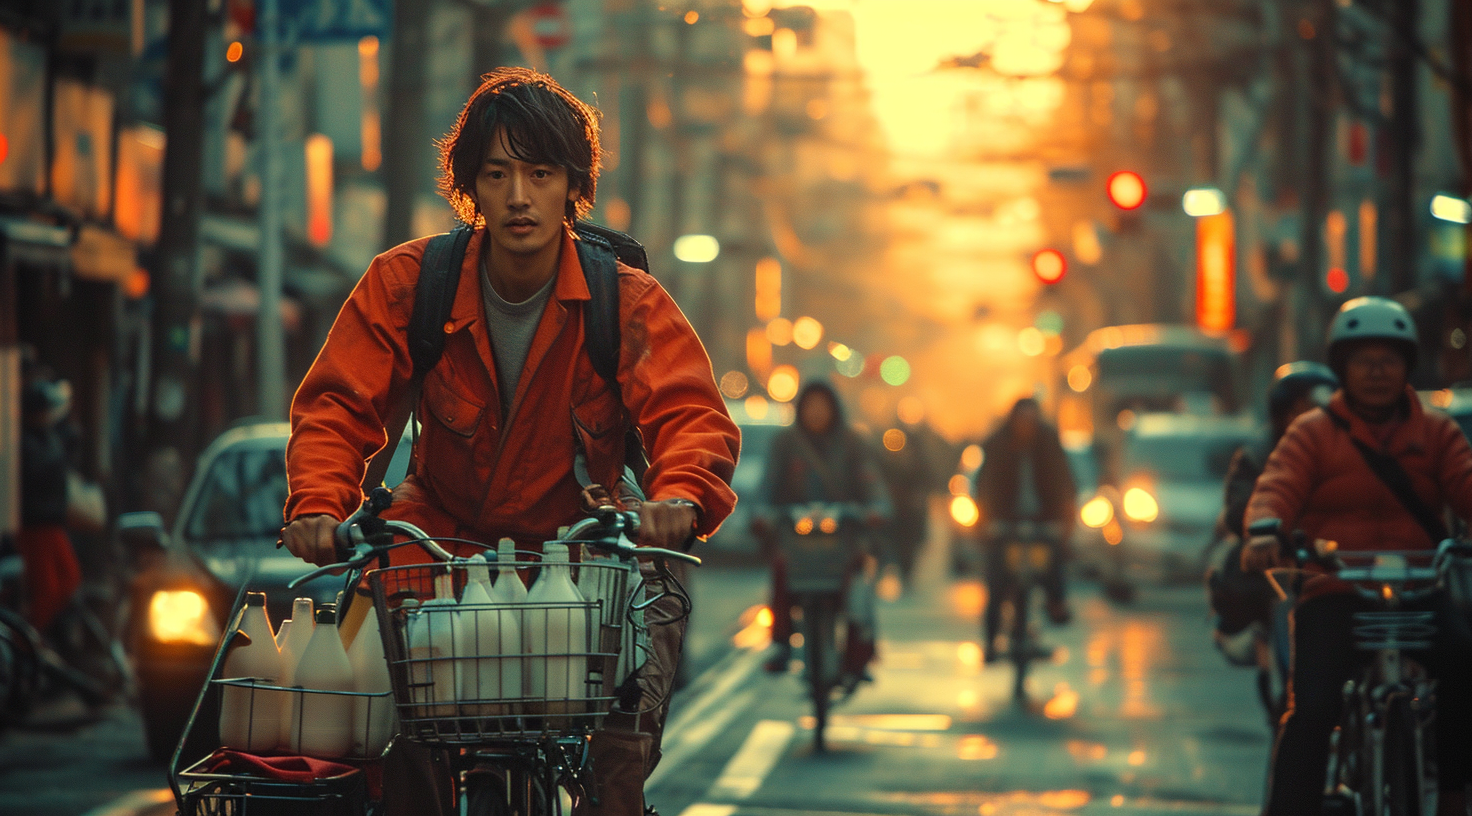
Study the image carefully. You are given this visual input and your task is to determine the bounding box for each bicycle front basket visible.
[367,557,631,746]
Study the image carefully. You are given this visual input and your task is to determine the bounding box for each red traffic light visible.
[1107,170,1147,210]
[1031,248,1067,284]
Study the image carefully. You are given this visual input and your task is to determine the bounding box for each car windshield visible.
[184,447,289,541]
[1123,434,1247,483]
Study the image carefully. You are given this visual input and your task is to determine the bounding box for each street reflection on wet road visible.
[651,576,1269,816]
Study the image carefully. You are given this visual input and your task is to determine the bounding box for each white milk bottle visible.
[219,592,282,752]
[405,573,461,718]
[460,554,522,716]
[524,543,588,720]
[288,607,354,758]
[347,606,396,757]
[276,597,315,748]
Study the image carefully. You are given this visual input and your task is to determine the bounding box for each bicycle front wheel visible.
[803,597,836,752]
[1379,694,1434,816]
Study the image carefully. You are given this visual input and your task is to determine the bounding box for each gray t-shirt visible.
[481,262,556,413]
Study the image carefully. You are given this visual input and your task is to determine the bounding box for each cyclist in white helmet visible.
[1243,297,1472,815]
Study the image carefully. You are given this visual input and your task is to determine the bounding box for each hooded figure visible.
[751,379,892,681]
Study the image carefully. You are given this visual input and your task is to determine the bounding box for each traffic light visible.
[1107,171,1147,210]
[1031,248,1067,284]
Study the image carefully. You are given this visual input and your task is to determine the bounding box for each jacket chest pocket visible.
[572,386,623,439]
[425,367,486,438]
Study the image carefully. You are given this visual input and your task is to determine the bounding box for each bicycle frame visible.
[1276,549,1444,816]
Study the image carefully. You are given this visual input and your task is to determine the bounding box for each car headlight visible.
[1080,496,1114,528]
[148,589,221,646]
[1122,487,1159,523]
[949,495,980,528]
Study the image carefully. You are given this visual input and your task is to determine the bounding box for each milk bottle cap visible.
[245,592,266,607]
[544,542,570,564]
[314,607,337,625]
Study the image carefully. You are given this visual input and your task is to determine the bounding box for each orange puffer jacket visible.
[1246,387,1472,593]
[285,227,739,555]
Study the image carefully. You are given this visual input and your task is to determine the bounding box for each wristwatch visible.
[665,498,701,526]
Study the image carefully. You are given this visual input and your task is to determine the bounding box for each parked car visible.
[120,421,412,760]
[1075,412,1261,584]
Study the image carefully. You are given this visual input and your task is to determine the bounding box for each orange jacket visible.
[285,228,739,553]
[1246,387,1472,560]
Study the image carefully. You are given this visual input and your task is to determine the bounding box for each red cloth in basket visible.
[204,749,358,782]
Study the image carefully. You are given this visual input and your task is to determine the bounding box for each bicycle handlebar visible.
[289,489,700,590]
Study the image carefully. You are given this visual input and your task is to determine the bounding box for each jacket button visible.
[443,321,454,333]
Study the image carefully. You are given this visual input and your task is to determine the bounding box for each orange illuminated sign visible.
[1195,210,1236,331]
[305,134,333,247]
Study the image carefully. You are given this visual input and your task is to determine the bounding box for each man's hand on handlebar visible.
[1242,534,1284,572]
[639,499,698,552]
[282,514,341,567]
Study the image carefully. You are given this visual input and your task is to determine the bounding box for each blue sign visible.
[279,0,391,42]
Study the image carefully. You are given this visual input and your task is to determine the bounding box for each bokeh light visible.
[1018,327,1046,356]
[950,495,980,527]
[768,365,800,402]
[792,316,824,349]
[883,428,907,451]
[745,395,770,420]
[720,370,750,399]
[960,444,983,471]
[880,356,911,386]
[897,395,925,425]
[766,318,794,346]
[1067,365,1093,393]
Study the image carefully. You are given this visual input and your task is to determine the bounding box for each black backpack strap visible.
[361,225,473,491]
[1326,409,1450,543]
[572,226,650,491]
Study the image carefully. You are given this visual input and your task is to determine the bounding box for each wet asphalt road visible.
[0,556,1273,816]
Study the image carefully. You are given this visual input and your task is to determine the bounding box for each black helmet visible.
[1268,361,1337,422]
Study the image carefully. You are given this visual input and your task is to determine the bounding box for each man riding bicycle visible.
[973,397,1076,663]
[1243,297,1472,816]
[281,68,739,816]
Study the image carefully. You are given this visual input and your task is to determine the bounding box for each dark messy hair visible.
[437,67,601,225]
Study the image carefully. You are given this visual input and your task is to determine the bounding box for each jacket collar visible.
[1325,385,1422,446]
[447,227,589,328]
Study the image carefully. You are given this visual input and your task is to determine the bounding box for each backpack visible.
[360,222,651,492]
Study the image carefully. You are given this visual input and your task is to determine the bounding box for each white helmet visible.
[1326,296,1418,374]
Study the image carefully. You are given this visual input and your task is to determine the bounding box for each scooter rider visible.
[1243,297,1472,816]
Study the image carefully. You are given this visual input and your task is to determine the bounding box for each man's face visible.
[1343,341,1408,410]
[799,391,837,436]
[476,128,579,258]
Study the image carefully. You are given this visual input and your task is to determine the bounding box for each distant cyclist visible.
[1243,297,1472,815]
[1209,362,1337,644]
[973,397,1075,663]
[751,380,891,686]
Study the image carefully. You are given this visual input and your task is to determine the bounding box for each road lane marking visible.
[79,788,174,816]
[664,646,763,738]
[648,647,764,791]
[675,805,737,816]
[706,719,795,800]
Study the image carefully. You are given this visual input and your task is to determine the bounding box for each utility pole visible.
[146,0,209,516]
[1385,0,1420,296]
[256,0,286,420]
[1297,0,1335,356]
[382,0,432,248]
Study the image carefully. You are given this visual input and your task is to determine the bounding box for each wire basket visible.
[1351,610,1437,651]
[176,752,370,816]
[213,678,396,761]
[781,530,856,593]
[367,555,636,746]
